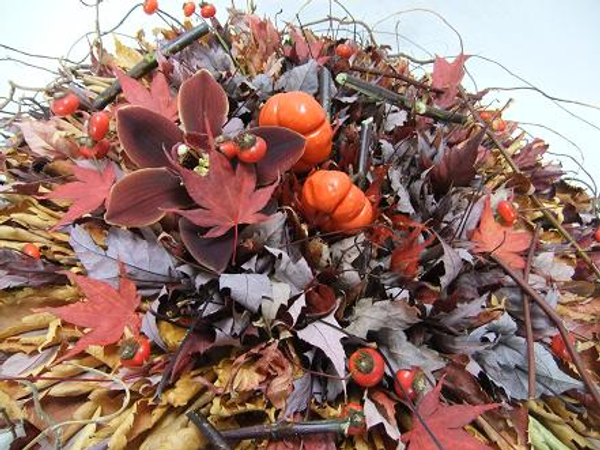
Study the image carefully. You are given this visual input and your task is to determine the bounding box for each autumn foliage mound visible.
[1,5,599,450]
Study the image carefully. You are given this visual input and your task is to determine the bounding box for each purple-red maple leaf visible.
[285,26,329,65]
[432,54,469,108]
[115,69,178,121]
[44,163,115,231]
[172,149,278,243]
[471,196,532,269]
[402,378,499,450]
[38,269,141,363]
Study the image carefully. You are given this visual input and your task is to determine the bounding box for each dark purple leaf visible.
[171,328,216,380]
[178,69,228,136]
[105,168,190,227]
[69,226,178,294]
[179,217,234,274]
[252,126,306,185]
[283,372,312,418]
[297,313,346,377]
[428,129,485,194]
[0,347,59,376]
[0,249,67,289]
[220,274,272,313]
[116,106,183,169]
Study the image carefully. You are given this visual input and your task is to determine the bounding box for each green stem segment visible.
[336,72,467,124]
[217,419,349,442]
[92,23,210,110]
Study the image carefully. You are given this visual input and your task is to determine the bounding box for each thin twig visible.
[522,224,540,399]
[460,88,600,280]
[349,65,443,93]
[491,255,600,409]
[300,16,377,45]
[22,364,131,450]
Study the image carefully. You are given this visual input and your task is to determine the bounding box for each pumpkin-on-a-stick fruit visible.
[302,170,373,233]
[259,91,333,171]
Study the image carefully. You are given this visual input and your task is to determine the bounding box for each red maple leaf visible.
[172,150,278,244]
[402,378,499,450]
[114,69,178,121]
[391,228,435,278]
[471,196,532,269]
[44,163,115,231]
[432,54,469,108]
[38,269,141,363]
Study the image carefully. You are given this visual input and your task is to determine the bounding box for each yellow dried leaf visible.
[210,394,273,421]
[89,388,129,416]
[528,400,595,449]
[140,412,205,450]
[157,320,186,351]
[68,407,102,450]
[108,403,137,450]
[546,397,600,439]
[0,312,56,339]
[213,358,234,389]
[48,379,97,397]
[86,344,121,368]
[38,317,61,351]
[232,362,265,392]
[62,399,101,441]
[0,389,24,420]
[129,400,167,442]
[27,356,103,397]
[114,37,143,70]
[0,286,79,333]
[163,370,205,408]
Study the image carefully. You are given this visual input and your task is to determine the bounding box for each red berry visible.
[342,402,366,436]
[394,368,424,402]
[88,112,110,140]
[218,140,240,160]
[335,43,354,59]
[200,3,216,18]
[550,333,576,362]
[479,111,494,122]
[51,93,79,117]
[492,118,507,132]
[23,243,41,259]
[121,336,151,367]
[183,2,196,17]
[497,200,518,226]
[237,134,267,163]
[348,348,385,388]
[594,227,600,243]
[79,140,111,159]
[143,0,159,14]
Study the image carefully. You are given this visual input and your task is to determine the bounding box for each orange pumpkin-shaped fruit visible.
[259,91,333,171]
[302,170,373,233]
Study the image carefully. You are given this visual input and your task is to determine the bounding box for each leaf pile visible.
[1,5,600,450]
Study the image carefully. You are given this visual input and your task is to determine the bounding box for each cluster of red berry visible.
[51,93,112,159]
[142,0,216,18]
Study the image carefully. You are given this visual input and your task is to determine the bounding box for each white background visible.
[1,0,599,192]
